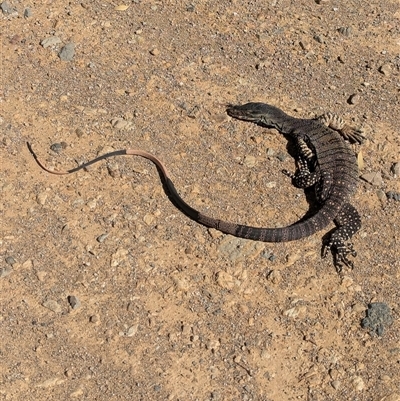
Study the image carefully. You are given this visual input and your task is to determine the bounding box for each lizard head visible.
[226,102,286,127]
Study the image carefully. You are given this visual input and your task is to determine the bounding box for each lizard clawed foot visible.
[316,113,366,145]
[339,125,366,145]
[322,239,357,272]
[335,251,355,272]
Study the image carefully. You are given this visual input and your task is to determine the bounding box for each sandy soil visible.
[1,1,399,400]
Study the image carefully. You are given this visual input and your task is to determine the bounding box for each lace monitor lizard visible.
[28,102,364,271]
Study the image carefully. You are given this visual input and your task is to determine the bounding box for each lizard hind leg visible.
[322,202,361,271]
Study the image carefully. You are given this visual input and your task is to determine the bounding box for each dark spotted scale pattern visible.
[192,102,362,271]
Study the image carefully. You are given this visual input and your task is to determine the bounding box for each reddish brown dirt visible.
[1,1,399,400]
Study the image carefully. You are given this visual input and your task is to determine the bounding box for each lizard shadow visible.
[251,121,322,225]
[164,133,322,226]
[153,133,322,229]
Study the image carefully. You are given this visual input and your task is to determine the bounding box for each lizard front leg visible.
[282,156,320,189]
[297,138,315,161]
[282,138,320,188]
[317,113,365,144]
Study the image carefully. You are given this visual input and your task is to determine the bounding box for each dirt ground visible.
[1,0,399,400]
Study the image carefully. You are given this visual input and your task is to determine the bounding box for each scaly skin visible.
[225,103,363,270]
[28,102,364,271]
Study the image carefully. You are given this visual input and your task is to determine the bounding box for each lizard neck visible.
[268,115,302,136]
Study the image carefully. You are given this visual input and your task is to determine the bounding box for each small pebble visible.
[299,40,311,51]
[107,163,120,178]
[59,43,75,61]
[340,275,353,288]
[352,303,366,314]
[348,94,360,105]
[42,300,62,313]
[67,295,81,310]
[0,267,12,278]
[216,271,235,290]
[386,191,400,201]
[50,142,67,153]
[143,214,155,225]
[361,171,383,186]
[36,192,48,205]
[313,35,325,44]
[338,26,352,37]
[379,64,392,76]
[5,256,16,266]
[36,271,47,281]
[357,151,364,170]
[243,155,256,168]
[110,248,129,267]
[149,48,160,56]
[376,190,387,201]
[126,324,139,337]
[267,269,281,284]
[24,8,32,18]
[114,4,129,11]
[337,55,345,64]
[96,233,109,243]
[0,1,13,14]
[276,152,288,162]
[110,117,132,130]
[173,276,190,292]
[40,36,62,48]
[5,36,22,48]
[75,128,84,138]
[353,376,365,392]
[89,314,100,324]
[391,162,400,177]
[22,259,33,269]
[283,305,306,318]
[208,228,223,239]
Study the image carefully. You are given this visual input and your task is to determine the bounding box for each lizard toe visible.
[341,126,366,144]
[337,254,354,270]
[321,243,330,259]
[282,169,294,178]
[323,237,356,271]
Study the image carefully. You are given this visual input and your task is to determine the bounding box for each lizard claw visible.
[321,243,329,259]
[335,253,354,272]
[340,126,366,145]
[282,169,294,179]
[322,239,356,272]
